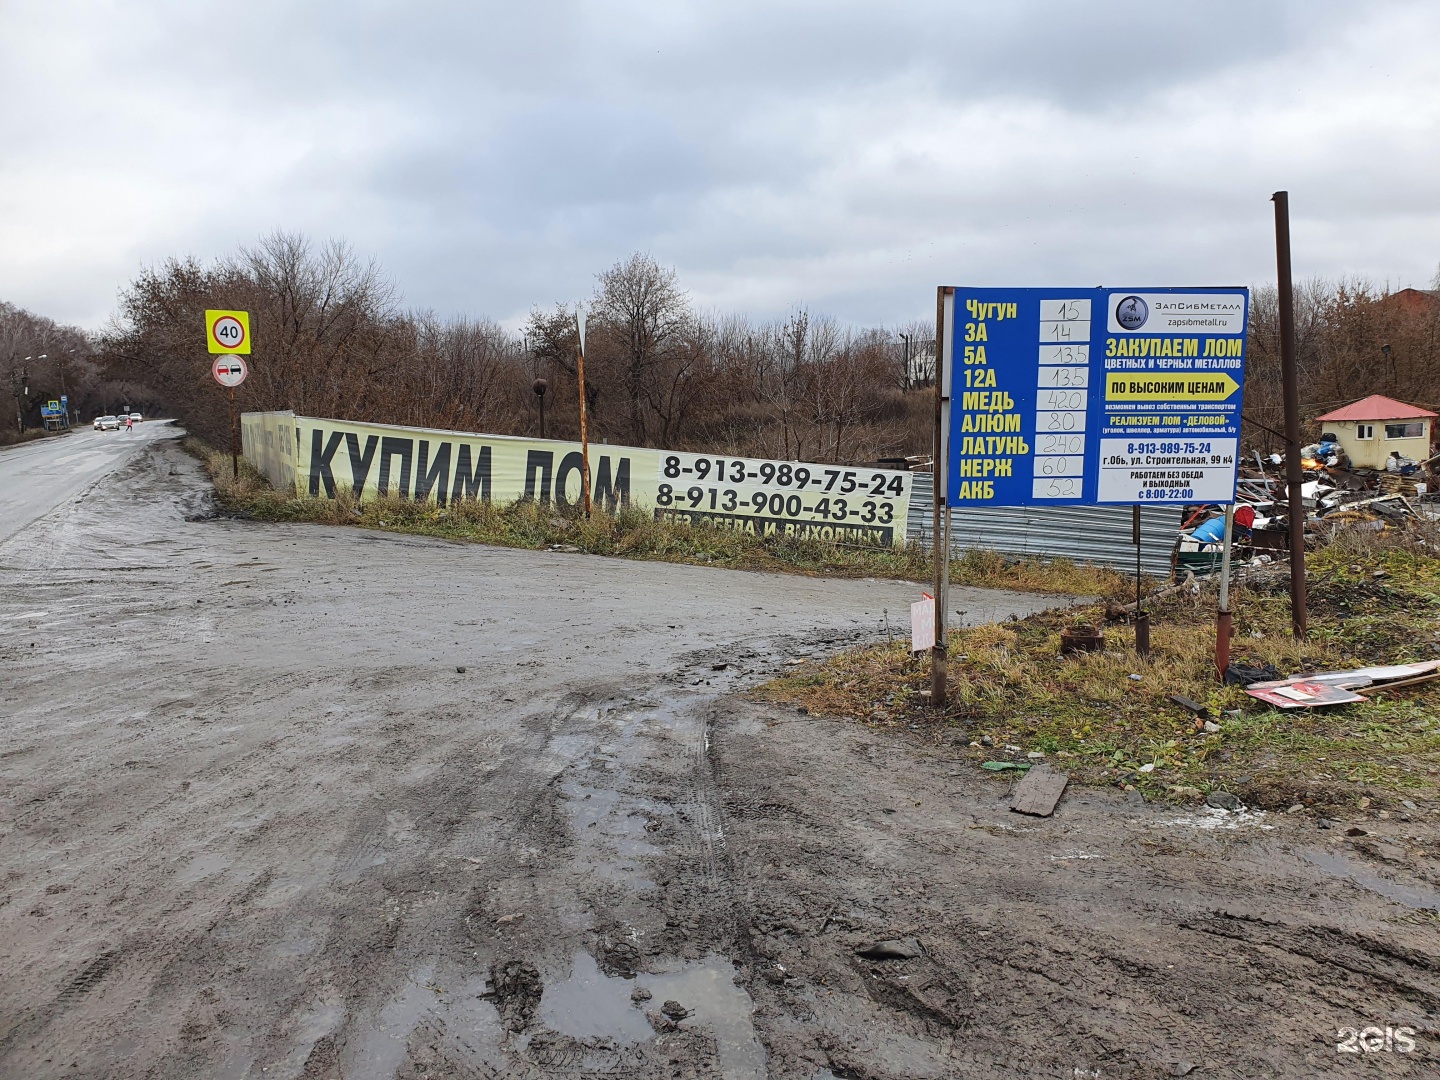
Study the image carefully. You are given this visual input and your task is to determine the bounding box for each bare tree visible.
[590,253,690,445]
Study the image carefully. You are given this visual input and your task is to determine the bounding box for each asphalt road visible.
[0,423,175,545]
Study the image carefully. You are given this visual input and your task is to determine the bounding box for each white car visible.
[129,413,142,424]
[94,415,120,431]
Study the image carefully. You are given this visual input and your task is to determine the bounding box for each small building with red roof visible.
[1314,395,1437,469]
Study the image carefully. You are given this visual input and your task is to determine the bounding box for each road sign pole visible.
[206,310,252,478]
[229,386,239,479]
[931,287,953,708]
[1133,504,1151,659]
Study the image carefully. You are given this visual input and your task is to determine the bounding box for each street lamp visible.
[12,365,29,433]
[533,378,548,438]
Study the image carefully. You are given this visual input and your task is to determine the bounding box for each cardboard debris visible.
[1010,763,1069,817]
[1249,656,1440,696]
[1245,680,1367,709]
[910,593,935,653]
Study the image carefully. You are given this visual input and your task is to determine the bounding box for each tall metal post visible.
[931,288,953,707]
[1133,505,1149,659]
[1273,191,1307,639]
[228,386,239,479]
[576,310,593,516]
[1215,503,1237,677]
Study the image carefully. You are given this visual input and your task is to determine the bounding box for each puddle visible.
[540,951,765,1080]
[560,778,661,889]
[640,957,766,1080]
[540,951,653,1043]
[1304,849,1440,910]
[563,781,663,858]
[558,701,676,890]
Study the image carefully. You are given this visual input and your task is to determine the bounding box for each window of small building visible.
[1356,424,1374,440]
[1385,422,1425,439]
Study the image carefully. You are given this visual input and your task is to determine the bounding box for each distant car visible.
[129,413,142,423]
[94,415,120,431]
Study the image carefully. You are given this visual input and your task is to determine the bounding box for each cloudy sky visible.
[2,0,1438,331]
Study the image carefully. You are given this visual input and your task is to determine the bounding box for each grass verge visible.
[189,439,1127,595]
[760,528,1440,811]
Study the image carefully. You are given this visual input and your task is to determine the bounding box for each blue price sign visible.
[944,287,1249,507]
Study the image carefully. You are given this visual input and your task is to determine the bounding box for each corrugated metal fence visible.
[906,474,1179,577]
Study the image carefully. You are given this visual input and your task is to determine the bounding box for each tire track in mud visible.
[3,437,964,1079]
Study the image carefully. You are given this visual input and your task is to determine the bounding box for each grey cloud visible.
[0,0,1435,330]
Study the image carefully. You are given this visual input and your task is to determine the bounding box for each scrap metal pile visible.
[1173,440,1438,576]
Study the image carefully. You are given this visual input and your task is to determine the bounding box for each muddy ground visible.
[1,432,1437,1079]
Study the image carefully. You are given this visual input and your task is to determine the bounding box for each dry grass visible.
[190,439,1128,596]
[762,531,1440,810]
[0,427,63,449]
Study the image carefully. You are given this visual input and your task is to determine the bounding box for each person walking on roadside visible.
[125,416,134,433]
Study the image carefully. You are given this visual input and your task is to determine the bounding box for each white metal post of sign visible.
[931,287,955,706]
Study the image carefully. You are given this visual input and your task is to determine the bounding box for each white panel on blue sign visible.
[946,287,1249,507]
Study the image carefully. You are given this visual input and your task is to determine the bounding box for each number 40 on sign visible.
[205,309,251,354]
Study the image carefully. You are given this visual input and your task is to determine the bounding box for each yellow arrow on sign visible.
[1105,373,1239,402]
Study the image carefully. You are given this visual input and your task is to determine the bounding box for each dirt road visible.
[1,433,1436,1078]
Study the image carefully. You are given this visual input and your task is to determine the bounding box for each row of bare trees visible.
[103,235,934,461]
[1245,275,1440,453]
[0,302,141,442]
[88,232,1440,462]
[103,234,530,446]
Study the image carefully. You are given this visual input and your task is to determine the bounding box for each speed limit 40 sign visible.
[205,309,251,354]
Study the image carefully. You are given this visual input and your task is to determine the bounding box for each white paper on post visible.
[911,594,936,654]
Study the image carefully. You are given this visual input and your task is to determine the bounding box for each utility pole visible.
[1273,190,1307,639]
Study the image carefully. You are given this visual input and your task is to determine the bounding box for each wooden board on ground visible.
[1010,764,1069,817]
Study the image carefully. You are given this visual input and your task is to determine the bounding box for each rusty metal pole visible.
[576,312,592,516]
[229,386,238,479]
[931,288,953,707]
[1273,191,1307,639]
[1215,503,1237,677]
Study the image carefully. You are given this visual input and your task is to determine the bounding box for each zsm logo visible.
[1115,295,1148,330]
